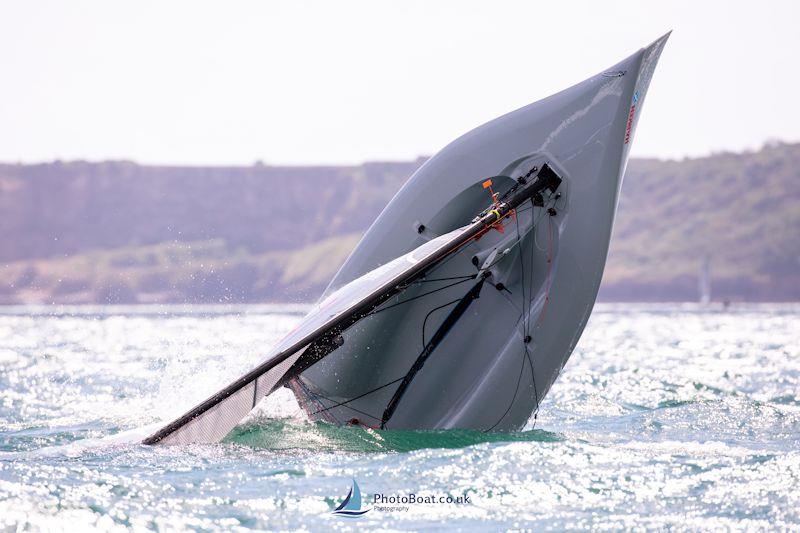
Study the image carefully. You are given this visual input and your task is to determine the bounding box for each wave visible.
[225,418,562,453]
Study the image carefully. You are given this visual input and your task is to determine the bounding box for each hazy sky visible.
[1,0,798,165]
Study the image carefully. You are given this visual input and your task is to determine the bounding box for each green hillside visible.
[1,143,798,303]
[603,142,800,300]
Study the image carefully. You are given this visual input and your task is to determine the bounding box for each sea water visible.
[0,304,798,530]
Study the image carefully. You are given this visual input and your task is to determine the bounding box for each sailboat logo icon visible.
[332,479,371,517]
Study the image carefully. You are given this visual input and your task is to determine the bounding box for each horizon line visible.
[0,139,796,169]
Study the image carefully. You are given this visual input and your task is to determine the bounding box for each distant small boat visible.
[143,33,670,444]
[699,255,712,305]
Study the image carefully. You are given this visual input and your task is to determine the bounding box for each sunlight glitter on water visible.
[0,304,798,530]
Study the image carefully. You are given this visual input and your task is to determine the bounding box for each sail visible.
[142,228,466,444]
[143,166,560,444]
[145,348,306,445]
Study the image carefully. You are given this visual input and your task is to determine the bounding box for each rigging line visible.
[310,200,551,427]
[296,377,341,425]
[306,388,384,423]
[496,283,522,314]
[422,298,461,347]
[514,209,530,341]
[298,378,327,413]
[381,275,488,429]
[483,343,527,433]
[308,252,482,421]
[525,197,546,423]
[524,343,540,430]
[368,276,475,317]
[390,237,484,295]
[494,289,534,344]
[486,199,540,434]
[521,197,549,427]
[309,294,470,421]
[372,244,484,314]
[469,210,533,280]
[536,216,556,324]
[429,218,506,277]
[418,274,477,283]
[352,242,475,318]
[517,203,535,415]
[532,195,557,251]
[309,376,405,416]
[525,197,540,426]
[482,324,541,433]
[526,198,537,340]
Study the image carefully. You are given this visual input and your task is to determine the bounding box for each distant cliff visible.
[1,144,798,303]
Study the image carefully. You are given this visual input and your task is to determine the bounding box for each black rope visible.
[526,197,559,428]
[483,211,529,433]
[525,349,540,430]
[306,249,478,420]
[309,291,469,421]
[514,204,533,216]
[484,195,557,432]
[527,199,542,429]
[514,210,530,340]
[484,345,526,432]
[527,201,536,339]
[368,276,475,317]
[309,376,405,417]
[307,388,384,423]
[296,378,341,424]
[422,298,461,347]
[310,191,558,430]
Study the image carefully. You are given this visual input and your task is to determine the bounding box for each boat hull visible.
[291,34,670,431]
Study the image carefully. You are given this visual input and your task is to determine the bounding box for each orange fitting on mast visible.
[482,178,499,204]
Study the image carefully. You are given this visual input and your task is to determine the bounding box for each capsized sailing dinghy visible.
[143,33,669,444]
